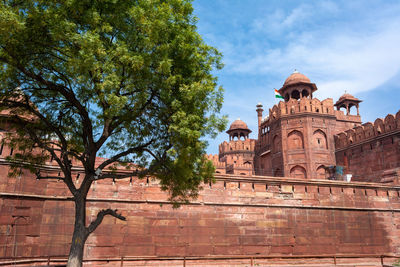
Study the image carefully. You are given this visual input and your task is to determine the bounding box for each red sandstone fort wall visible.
[335,110,400,183]
[1,167,400,265]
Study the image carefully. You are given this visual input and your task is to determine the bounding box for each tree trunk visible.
[67,196,87,267]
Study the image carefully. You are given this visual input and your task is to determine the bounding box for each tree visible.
[0,0,225,266]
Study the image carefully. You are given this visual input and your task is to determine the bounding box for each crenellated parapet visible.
[206,154,225,168]
[219,139,256,156]
[335,110,400,149]
[227,163,253,170]
[260,98,335,126]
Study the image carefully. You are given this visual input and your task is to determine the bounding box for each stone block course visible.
[1,172,400,266]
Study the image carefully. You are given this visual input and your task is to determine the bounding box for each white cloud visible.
[195,0,400,154]
[231,10,400,100]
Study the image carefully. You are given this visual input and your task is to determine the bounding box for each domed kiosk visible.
[226,118,252,141]
[334,93,362,115]
[278,70,318,101]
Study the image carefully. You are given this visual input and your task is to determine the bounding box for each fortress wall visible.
[335,110,400,183]
[1,171,400,263]
[335,111,400,150]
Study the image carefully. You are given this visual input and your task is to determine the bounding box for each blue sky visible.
[192,0,400,155]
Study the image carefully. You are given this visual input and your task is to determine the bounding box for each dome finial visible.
[293,69,299,74]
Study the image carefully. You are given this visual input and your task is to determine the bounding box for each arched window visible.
[316,165,326,179]
[287,130,304,149]
[290,165,307,179]
[291,90,300,100]
[301,89,309,98]
[313,129,328,149]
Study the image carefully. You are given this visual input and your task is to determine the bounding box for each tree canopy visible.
[0,0,225,200]
[0,0,225,265]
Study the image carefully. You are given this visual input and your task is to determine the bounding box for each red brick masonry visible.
[1,170,400,266]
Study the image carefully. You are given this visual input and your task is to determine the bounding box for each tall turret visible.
[218,119,256,176]
[255,71,337,179]
[256,103,263,137]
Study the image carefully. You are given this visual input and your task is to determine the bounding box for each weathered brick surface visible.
[335,117,400,183]
[1,172,400,266]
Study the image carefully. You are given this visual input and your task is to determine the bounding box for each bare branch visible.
[97,139,155,170]
[94,87,157,151]
[2,97,70,153]
[10,115,77,194]
[0,51,95,166]
[86,209,126,235]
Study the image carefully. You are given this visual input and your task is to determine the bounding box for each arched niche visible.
[316,165,326,179]
[313,129,328,149]
[290,165,307,179]
[287,130,304,149]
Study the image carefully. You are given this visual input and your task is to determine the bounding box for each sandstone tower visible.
[254,71,362,179]
[208,71,400,182]
[207,119,256,175]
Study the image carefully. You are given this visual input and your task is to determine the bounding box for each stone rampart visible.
[335,110,400,183]
[1,168,400,266]
[218,139,256,155]
[335,110,400,149]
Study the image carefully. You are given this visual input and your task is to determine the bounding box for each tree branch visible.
[96,139,155,170]
[86,209,126,235]
[1,97,71,154]
[1,51,95,167]
[10,115,77,194]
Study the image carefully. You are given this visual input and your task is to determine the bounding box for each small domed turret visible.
[226,118,252,141]
[335,92,362,115]
[278,70,318,101]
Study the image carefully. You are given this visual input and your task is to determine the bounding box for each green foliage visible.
[0,0,226,202]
